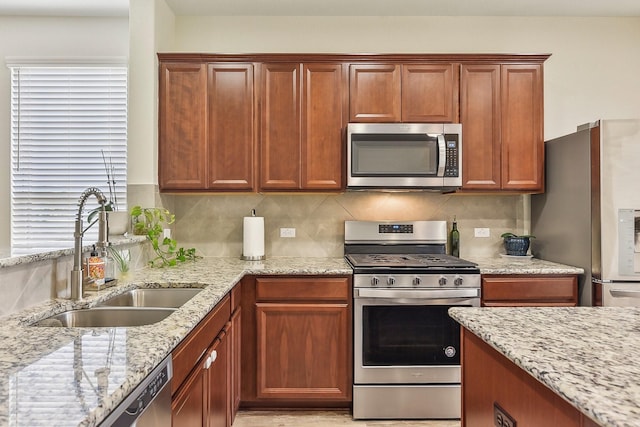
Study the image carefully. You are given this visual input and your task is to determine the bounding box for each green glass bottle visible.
[450,216,460,257]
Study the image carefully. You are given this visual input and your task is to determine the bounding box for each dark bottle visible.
[450,216,460,257]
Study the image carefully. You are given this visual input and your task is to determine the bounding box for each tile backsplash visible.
[168,192,526,259]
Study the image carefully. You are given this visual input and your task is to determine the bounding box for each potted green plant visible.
[501,232,535,256]
[107,246,131,278]
[130,205,199,267]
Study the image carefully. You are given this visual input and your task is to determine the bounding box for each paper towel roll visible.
[242,215,265,260]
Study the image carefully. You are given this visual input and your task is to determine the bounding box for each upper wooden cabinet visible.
[158,53,548,194]
[159,62,208,190]
[460,63,544,192]
[159,61,255,192]
[208,63,255,191]
[260,62,346,191]
[349,63,458,123]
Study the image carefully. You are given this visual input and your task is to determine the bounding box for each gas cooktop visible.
[345,253,478,269]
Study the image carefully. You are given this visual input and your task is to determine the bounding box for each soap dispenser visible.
[87,244,105,286]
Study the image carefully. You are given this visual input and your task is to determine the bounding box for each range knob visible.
[413,277,422,286]
[438,276,447,286]
[454,276,463,286]
[387,277,396,286]
[371,277,380,286]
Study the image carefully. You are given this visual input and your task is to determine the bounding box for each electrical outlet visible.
[280,228,296,238]
[494,403,516,427]
[474,227,490,238]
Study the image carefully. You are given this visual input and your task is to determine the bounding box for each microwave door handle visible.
[437,134,446,176]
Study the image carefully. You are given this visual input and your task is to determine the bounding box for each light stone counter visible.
[449,306,640,427]
[0,257,351,427]
[469,256,584,275]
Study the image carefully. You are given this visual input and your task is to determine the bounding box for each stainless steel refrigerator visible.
[531,119,640,306]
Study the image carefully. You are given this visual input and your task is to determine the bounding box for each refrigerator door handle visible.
[610,289,640,299]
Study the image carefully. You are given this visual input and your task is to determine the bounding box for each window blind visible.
[10,66,127,256]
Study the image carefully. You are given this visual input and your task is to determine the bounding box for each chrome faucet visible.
[70,187,109,300]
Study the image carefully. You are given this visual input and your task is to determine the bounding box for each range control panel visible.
[379,224,413,234]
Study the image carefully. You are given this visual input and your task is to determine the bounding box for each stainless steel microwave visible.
[347,123,462,190]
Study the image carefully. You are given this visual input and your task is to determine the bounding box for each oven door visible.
[354,287,480,385]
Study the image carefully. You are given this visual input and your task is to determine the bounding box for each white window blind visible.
[10,65,127,256]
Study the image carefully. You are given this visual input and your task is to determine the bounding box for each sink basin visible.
[33,307,176,327]
[97,288,203,308]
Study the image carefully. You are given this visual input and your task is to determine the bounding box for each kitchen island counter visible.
[449,306,640,427]
[0,257,351,427]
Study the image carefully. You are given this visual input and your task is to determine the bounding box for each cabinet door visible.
[208,63,255,191]
[207,333,229,427]
[159,62,208,190]
[402,64,458,122]
[229,307,241,424]
[349,64,401,122]
[255,302,351,401]
[460,64,501,189]
[260,63,301,190]
[172,357,207,427]
[301,63,346,190]
[501,64,543,191]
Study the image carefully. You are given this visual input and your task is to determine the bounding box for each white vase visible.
[108,211,130,236]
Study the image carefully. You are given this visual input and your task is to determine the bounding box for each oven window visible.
[351,134,438,177]
[362,305,460,365]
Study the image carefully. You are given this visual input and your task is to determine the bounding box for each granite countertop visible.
[468,255,584,275]
[449,306,640,427]
[0,257,352,427]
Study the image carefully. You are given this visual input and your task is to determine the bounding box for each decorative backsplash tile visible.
[169,192,524,259]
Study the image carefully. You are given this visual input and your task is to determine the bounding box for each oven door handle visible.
[355,288,480,300]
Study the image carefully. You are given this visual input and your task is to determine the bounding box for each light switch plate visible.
[280,228,296,238]
[474,227,490,238]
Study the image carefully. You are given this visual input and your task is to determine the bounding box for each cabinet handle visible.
[210,349,218,364]
[204,355,212,369]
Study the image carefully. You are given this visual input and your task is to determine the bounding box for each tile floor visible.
[232,411,460,426]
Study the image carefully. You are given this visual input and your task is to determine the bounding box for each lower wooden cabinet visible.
[241,275,353,408]
[462,328,600,427]
[171,284,242,427]
[482,275,578,307]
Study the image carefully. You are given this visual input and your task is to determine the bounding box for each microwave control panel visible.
[444,136,459,177]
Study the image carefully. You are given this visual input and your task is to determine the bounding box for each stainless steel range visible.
[345,220,480,420]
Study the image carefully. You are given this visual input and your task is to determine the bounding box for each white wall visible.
[167,16,640,142]
[0,15,129,253]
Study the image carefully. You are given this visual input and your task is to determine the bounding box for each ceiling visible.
[0,0,639,17]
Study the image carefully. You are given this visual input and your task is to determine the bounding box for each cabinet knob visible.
[204,355,212,369]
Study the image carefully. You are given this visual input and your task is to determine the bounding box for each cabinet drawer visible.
[172,294,231,394]
[482,275,578,306]
[256,277,350,302]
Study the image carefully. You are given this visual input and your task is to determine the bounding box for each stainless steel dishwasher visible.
[99,355,173,427]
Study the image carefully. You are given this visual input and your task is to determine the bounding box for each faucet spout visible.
[70,187,109,300]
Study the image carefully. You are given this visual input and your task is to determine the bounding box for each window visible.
[9,63,127,256]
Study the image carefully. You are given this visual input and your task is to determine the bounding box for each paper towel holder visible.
[241,209,266,261]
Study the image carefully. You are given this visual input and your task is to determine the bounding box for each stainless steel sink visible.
[33,307,176,327]
[97,288,203,308]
